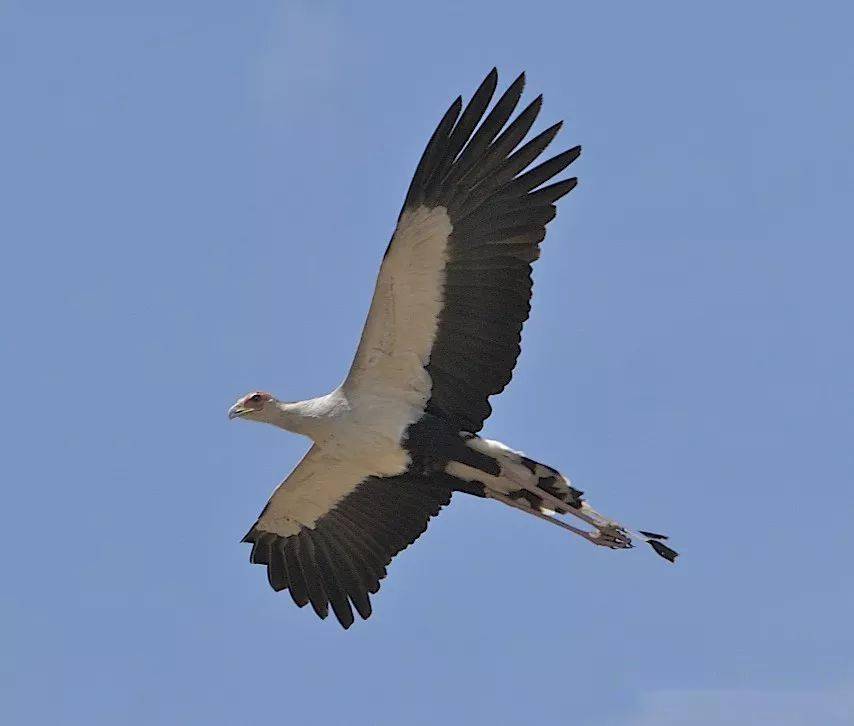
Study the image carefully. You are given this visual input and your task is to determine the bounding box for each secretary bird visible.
[229,69,678,629]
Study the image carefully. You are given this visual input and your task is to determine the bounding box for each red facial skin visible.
[241,391,274,412]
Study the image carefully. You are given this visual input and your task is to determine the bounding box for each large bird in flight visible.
[229,69,677,629]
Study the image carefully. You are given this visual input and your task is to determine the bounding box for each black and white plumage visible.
[229,70,677,629]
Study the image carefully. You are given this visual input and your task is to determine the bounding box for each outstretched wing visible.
[345,68,579,433]
[242,446,453,628]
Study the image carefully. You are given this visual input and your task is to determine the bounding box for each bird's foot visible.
[587,523,633,550]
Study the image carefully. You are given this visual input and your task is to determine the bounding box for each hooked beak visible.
[228,403,249,420]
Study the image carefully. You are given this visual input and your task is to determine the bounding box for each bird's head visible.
[228,391,277,423]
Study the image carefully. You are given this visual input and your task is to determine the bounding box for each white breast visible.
[312,388,413,478]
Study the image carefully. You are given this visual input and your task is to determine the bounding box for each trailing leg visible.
[444,436,678,562]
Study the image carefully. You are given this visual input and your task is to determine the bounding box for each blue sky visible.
[2,2,853,724]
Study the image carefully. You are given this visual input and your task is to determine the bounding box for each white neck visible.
[263,396,338,440]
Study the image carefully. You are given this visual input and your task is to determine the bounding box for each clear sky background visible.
[2,2,853,725]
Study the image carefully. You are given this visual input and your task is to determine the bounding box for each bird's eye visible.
[249,394,261,402]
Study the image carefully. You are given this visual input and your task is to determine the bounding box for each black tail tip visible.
[639,530,668,541]
[647,539,679,563]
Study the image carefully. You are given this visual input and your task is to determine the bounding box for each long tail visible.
[445,437,678,563]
